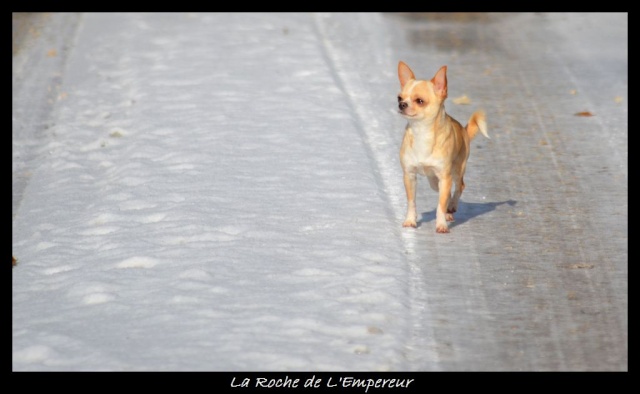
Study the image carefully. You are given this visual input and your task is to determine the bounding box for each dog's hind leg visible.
[427,174,439,192]
[447,175,465,222]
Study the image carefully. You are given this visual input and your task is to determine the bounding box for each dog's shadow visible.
[417,199,517,227]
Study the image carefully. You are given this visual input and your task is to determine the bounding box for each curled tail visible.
[466,110,489,140]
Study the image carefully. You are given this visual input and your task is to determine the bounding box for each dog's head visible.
[397,61,448,121]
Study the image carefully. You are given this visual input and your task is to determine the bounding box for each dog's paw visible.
[402,219,417,228]
[436,224,450,233]
[445,213,455,222]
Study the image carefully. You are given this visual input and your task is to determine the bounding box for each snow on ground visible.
[12,13,414,371]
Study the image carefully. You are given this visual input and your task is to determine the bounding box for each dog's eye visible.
[397,96,402,102]
[416,98,424,105]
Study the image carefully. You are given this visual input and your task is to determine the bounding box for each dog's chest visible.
[403,126,442,174]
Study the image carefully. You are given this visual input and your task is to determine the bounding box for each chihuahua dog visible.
[397,61,488,233]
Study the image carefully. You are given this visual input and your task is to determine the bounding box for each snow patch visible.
[36,242,57,251]
[138,213,167,223]
[79,226,120,236]
[13,345,54,363]
[118,200,157,211]
[178,269,213,281]
[83,293,115,304]
[43,265,74,275]
[115,256,158,269]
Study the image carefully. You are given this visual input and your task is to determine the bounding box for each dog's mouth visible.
[399,110,417,118]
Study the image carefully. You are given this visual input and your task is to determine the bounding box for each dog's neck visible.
[406,106,447,136]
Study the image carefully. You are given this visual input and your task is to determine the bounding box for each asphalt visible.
[320,12,628,371]
[411,13,627,370]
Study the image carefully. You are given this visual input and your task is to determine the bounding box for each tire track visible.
[459,13,627,369]
[312,12,441,370]
[12,13,83,218]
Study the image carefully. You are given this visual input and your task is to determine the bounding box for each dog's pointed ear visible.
[432,66,448,98]
[398,61,415,88]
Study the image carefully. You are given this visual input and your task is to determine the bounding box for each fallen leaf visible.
[525,278,535,288]
[569,263,595,269]
[110,128,126,138]
[539,139,548,146]
[367,326,384,335]
[574,111,594,117]
[452,95,471,105]
[569,89,577,95]
[614,96,623,103]
[47,49,57,57]
[12,256,17,267]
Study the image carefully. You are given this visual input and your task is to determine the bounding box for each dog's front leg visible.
[402,171,417,227]
[436,175,453,233]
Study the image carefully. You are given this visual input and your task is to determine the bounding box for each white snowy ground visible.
[12,13,414,371]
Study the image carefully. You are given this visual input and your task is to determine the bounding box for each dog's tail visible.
[466,110,489,140]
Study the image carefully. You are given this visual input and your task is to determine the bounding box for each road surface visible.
[12,12,627,371]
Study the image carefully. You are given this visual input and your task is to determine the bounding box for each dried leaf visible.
[110,128,126,138]
[569,89,577,95]
[614,96,623,103]
[452,95,471,105]
[569,263,595,269]
[47,49,57,57]
[574,111,594,117]
[367,326,384,335]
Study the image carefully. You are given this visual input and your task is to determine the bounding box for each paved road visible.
[315,13,627,371]
[13,13,627,371]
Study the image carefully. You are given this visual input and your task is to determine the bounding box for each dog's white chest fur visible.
[403,123,443,176]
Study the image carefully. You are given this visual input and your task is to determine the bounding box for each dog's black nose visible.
[399,101,408,111]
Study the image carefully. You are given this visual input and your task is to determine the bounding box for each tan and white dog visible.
[397,61,489,233]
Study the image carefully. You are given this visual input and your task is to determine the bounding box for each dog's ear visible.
[398,61,415,88]
[432,66,448,99]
